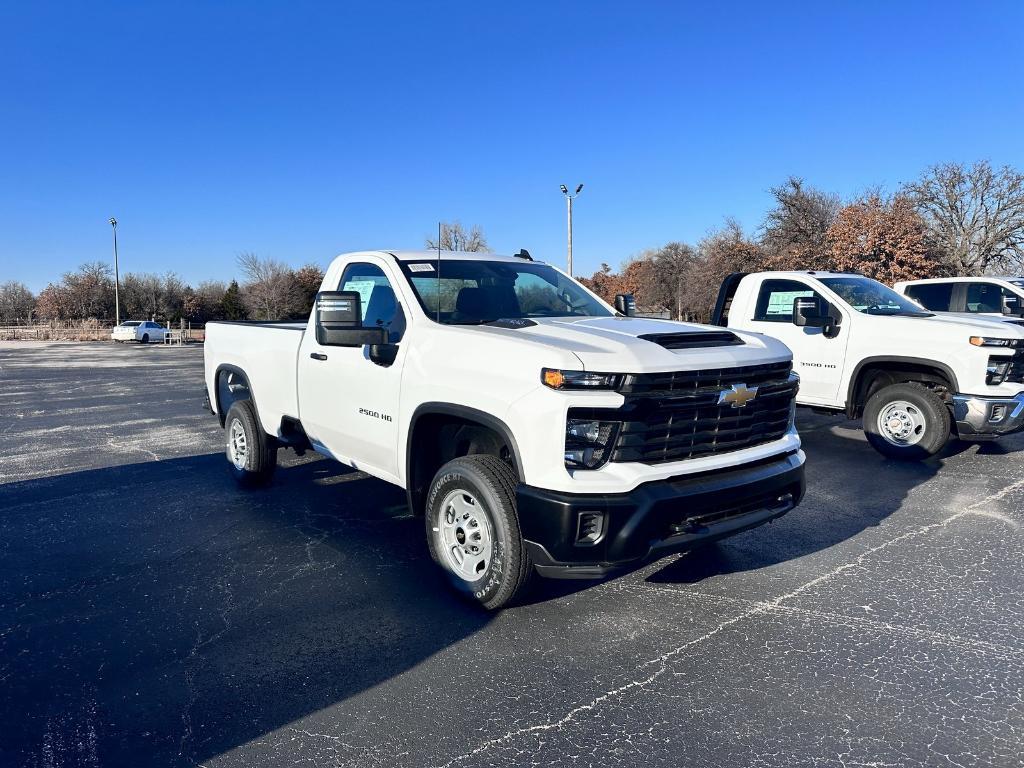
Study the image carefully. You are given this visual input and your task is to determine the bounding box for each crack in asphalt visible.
[434,476,1024,768]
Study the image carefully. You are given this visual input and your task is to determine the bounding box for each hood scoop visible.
[482,318,538,329]
[637,330,743,350]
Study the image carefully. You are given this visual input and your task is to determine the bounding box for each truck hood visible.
[930,312,1024,328]
[472,315,792,371]
[866,312,1024,336]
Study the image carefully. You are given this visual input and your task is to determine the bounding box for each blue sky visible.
[2,1,1022,291]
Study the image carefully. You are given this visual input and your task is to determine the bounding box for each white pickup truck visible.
[204,250,805,608]
[713,271,1024,460]
[893,276,1024,326]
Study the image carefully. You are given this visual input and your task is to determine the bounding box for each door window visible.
[753,279,823,322]
[965,282,1003,313]
[904,283,954,311]
[337,263,405,342]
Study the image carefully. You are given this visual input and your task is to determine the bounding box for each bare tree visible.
[0,281,35,323]
[761,177,840,268]
[236,252,300,320]
[688,219,768,321]
[61,262,114,320]
[635,243,701,320]
[425,221,491,252]
[904,160,1024,275]
[159,273,187,321]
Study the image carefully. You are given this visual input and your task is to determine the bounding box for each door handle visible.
[310,352,328,361]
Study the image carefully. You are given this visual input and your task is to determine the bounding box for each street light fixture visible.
[559,183,584,276]
[109,217,121,326]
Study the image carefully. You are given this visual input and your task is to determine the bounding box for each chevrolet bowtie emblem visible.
[718,383,759,408]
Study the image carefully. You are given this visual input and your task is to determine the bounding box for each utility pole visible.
[559,184,583,276]
[109,217,121,325]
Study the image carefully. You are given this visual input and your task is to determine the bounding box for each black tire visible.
[863,382,950,461]
[141,333,149,344]
[224,400,277,486]
[425,455,532,610]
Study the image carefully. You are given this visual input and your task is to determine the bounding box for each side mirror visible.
[315,291,388,347]
[614,293,636,316]
[1001,297,1024,317]
[792,296,829,328]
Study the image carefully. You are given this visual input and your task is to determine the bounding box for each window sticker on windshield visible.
[767,290,813,315]
[408,263,435,272]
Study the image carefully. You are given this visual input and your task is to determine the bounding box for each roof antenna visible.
[436,221,442,323]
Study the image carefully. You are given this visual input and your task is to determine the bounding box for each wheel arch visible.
[846,356,958,418]
[214,364,258,428]
[405,403,524,517]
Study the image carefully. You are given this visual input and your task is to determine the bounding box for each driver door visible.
[297,259,408,482]
[749,278,849,404]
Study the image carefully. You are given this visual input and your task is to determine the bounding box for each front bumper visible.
[516,450,805,579]
[952,392,1024,438]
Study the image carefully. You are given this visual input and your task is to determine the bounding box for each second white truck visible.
[893,276,1024,326]
[713,271,1024,460]
[204,250,806,609]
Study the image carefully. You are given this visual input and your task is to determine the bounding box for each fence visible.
[0,320,206,343]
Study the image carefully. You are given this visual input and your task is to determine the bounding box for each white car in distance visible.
[111,320,169,343]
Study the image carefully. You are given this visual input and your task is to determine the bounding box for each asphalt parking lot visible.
[2,341,1022,768]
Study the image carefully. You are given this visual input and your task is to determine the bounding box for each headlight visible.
[564,418,619,469]
[970,336,1024,348]
[543,368,621,390]
[987,357,1012,385]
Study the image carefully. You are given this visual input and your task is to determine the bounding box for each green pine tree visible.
[220,280,246,320]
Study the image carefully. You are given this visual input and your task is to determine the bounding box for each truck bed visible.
[204,321,306,436]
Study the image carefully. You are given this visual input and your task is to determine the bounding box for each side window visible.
[965,282,1001,313]
[337,262,406,342]
[905,283,954,311]
[753,279,822,322]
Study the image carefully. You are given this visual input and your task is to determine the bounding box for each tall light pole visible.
[109,217,121,325]
[560,183,583,276]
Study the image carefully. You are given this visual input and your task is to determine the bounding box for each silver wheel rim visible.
[877,400,926,447]
[437,489,492,582]
[228,418,248,469]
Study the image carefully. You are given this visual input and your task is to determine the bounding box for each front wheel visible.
[224,400,277,485]
[863,382,950,461]
[425,455,532,610]
[141,333,149,344]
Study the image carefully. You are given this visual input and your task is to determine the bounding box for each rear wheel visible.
[225,400,277,485]
[863,382,950,460]
[425,455,532,610]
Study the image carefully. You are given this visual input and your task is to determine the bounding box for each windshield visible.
[818,276,932,316]
[120,321,141,327]
[399,259,612,325]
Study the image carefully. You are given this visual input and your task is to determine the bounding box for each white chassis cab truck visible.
[713,271,1024,461]
[893,276,1024,327]
[204,250,806,609]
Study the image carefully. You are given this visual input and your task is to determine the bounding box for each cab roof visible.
[750,270,863,279]
[384,250,545,264]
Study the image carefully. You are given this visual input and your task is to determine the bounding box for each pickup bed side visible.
[204,322,304,434]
